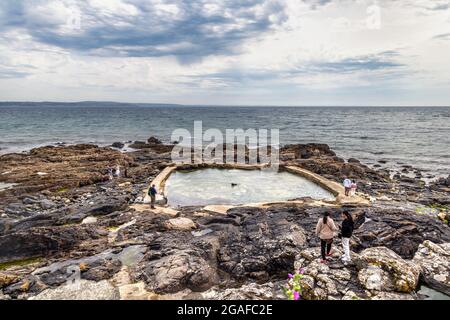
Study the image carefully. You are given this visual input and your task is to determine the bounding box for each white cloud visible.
[0,0,449,105]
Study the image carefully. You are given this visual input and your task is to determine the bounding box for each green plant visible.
[283,268,305,300]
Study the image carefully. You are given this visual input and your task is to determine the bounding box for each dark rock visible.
[147,137,162,145]
[4,204,33,217]
[139,251,218,293]
[10,214,56,232]
[22,196,39,205]
[129,141,148,149]
[0,233,60,264]
[82,199,128,217]
[111,142,125,149]
[0,225,104,264]
[3,275,46,298]
[353,208,450,259]
[58,196,129,225]
[348,158,361,164]
[281,143,336,159]
[39,199,56,210]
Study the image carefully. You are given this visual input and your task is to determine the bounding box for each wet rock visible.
[129,141,148,149]
[147,137,162,145]
[432,175,450,189]
[29,280,119,300]
[0,225,105,264]
[9,214,56,232]
[112,142,125,149]
[413,241,450,295]
[348,158,360,164]
[32,249,123,288]
[0,233,59,264]
[355,247,420,293]
[281,144,336,159]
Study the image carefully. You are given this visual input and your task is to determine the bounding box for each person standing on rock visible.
[340,211,354,265]
[350,180,357,196]
[343,178,352,196]
[316,211,338,264]
[148,184,157,209]
[107,167,114,181]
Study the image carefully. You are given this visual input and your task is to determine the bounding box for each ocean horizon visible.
[2,101,450,108]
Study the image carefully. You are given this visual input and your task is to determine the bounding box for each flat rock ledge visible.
[29,280,119,300]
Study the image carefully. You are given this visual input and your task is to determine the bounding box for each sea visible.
[0,102,449,179]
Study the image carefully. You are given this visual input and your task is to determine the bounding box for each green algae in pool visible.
[164,168,335,207]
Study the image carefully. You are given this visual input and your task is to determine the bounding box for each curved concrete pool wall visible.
[144,163,370,207]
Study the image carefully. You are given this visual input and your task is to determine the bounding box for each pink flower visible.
[293,291,300,300]
[299,268,305,274]
[288,273,294,279]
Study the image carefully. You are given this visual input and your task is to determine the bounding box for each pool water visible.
[417,285,450,300]
[164,168,335,207]
[0,182,16,192]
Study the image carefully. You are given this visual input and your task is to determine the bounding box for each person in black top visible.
[148,184,157,209]
[340,210,354,264]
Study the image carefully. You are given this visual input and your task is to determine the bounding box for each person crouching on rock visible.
[340,211,354,265]
[148,184,157,209]
[315,211,338,264]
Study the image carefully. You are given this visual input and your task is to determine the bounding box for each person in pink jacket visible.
[315,211,338,264]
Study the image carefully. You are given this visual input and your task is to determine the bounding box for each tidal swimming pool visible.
[164,168,335,207]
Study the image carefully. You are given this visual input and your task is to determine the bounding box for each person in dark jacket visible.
[340,210,354,264]
[148,184,157,209]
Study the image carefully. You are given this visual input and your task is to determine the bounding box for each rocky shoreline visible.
[0,139,449,300]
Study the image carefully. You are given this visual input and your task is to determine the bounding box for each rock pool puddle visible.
[417,285,450,300]
[164,168,335,207]
[0,182,16,192]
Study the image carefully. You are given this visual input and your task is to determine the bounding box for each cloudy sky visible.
[0,0,449,106]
